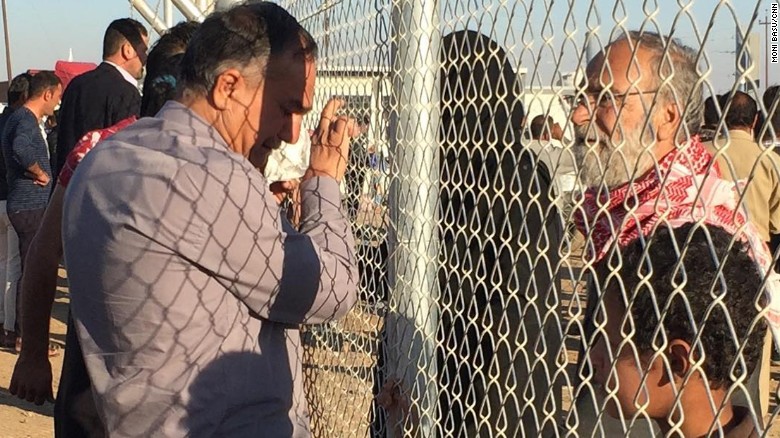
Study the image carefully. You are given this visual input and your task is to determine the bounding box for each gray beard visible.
[574,124,656,189]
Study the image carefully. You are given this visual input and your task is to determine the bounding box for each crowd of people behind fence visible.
[0,1,776,437]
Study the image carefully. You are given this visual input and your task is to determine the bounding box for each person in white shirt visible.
[525,114,577,206]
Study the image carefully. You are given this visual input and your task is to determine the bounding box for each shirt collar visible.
[103,61,139,88]
[724,129,755,142]
[155,101,231,151]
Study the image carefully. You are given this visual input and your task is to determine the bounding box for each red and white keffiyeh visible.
[572,136,780,341]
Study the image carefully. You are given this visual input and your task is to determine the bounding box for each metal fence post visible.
[385,0,440,436]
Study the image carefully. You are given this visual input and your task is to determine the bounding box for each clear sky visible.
[495,0,779,95]
[0,0,182,77]
[289,0,780,97]
[3,0,779,97]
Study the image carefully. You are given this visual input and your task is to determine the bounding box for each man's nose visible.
[571,101,591,128]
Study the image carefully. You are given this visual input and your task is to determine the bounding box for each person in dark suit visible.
[53,18,148,179]
[46,17,147,438]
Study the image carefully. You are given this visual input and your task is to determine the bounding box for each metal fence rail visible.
[275,1,778,437]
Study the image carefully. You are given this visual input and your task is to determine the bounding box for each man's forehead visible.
[270,59,316,113]
[299,60,316,110]
[585,40,648,89]
[269,56,315,80]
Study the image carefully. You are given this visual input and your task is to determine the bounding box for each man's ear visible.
[667,339,691,379]
[655,100,681,142]
[211,69,242,111]
[121,41,135,61]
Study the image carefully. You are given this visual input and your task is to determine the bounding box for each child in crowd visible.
[591,223,766,437]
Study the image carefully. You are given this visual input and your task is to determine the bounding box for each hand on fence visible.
[270,179,301,225]
[269,179,299,205]
[305,98,360,183]
[376,377,419,435]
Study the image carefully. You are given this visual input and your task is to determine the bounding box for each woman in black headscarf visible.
[436,30,563,437]
[373,30,564,437]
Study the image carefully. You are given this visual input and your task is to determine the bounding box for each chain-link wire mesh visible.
[266,0,780,437]
[47,1,780,437]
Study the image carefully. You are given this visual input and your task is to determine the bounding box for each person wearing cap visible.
[53,18,148,180]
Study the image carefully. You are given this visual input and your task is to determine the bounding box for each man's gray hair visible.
[613,31,703,141]
[180,1,318,97]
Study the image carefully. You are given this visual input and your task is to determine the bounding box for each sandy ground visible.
[0,273,68,438]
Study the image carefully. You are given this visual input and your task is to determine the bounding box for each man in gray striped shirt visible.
[61,3,358,437]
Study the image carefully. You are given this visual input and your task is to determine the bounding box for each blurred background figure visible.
[525,114,577,213]
[0,73,31,351]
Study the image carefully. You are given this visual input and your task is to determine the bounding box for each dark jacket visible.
[54,62,140,178]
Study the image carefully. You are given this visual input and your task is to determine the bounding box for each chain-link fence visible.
[264,0,780,437]
[50,1,780,437]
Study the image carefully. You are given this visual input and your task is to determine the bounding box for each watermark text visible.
[772,2,779,63]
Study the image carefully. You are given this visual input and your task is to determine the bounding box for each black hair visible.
[103,18,148,59]
[140,54,183,117]
[180,2,317,96]
[719,91,757,130]
[763,85,780,138]
[617,224,766,388]
[529,114,553,140]
[7,72,31,106]
[140,21,200,117]
[28,71,61,99]
[144,21,200,80]
[702,95,720,129]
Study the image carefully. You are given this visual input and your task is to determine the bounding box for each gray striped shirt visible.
[62,101,358,437]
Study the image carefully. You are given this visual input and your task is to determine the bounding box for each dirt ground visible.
[0,272,68,438]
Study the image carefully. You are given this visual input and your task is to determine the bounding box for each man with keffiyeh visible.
[567,30,779,437]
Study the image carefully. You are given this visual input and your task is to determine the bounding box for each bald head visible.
[606,32,702,137]
[586,38,656,94]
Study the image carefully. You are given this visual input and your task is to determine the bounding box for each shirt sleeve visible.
[11,116,43,170]
[190,169,358,326]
